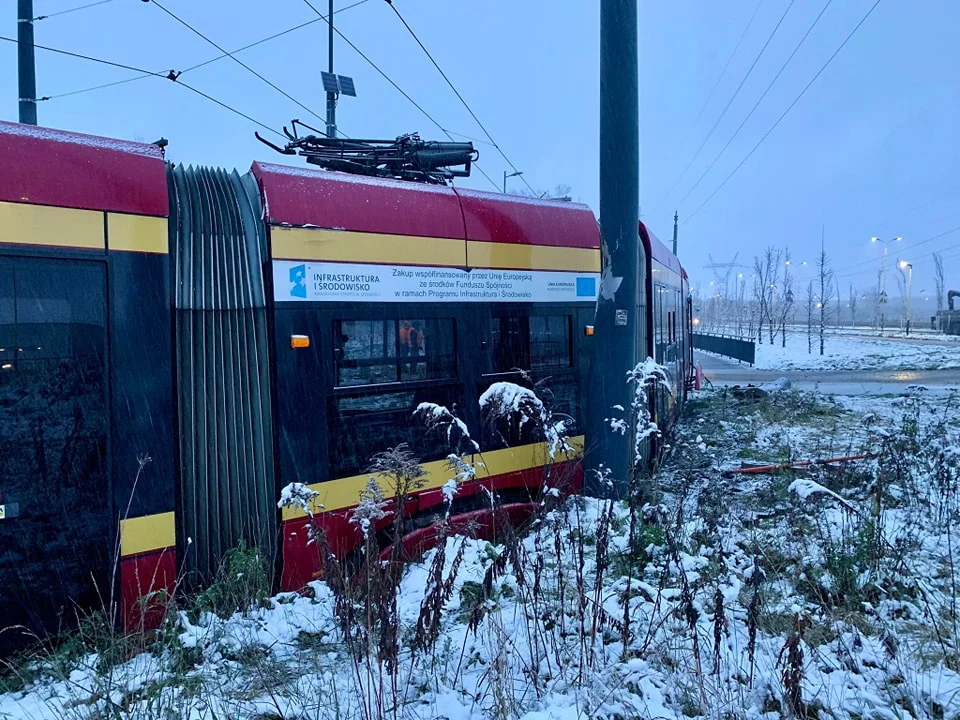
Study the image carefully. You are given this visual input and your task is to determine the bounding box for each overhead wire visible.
[39,0,370,102]
[681,0,884,227]
[673,0,834,211]
[651,0,797,214]
[382,0,537,196]
[0,35,285,138]
[0,34,170,83]
[832,225,960,280]
[181,0,370,74]
[691,0,764,126]
[299,0,501,192]
[33,0,114,21]
[144,0,336,135]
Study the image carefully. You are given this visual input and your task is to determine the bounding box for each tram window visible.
[330,385,463,475]
[336,319,397,387]
[400,318,457,382]
[530,315,572,369]
[335,318,457,387]
[491,316,530,373]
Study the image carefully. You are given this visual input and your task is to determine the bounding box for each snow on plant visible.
[479,380,574,459]
[626,357,670,463]
[414,401,479,453]
[277,481,321,515]
[350,476,390,539]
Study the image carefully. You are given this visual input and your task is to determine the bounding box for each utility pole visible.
[585,0,640,498]
[871,236,901,336]
[900,260,913,335]
[325,0,336,138]
[672,211,678,256]
[18,0,37,125]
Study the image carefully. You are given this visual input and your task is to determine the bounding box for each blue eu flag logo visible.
[290,264,307,298]
[576,276,596,298]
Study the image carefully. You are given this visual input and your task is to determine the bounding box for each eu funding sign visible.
[273,261,599,304]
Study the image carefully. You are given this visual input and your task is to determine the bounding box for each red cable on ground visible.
[723,454,874,477]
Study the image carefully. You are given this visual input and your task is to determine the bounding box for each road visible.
[695,351,960,395]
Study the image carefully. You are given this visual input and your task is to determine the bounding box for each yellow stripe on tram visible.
[0,201,103,250]
[108,213,168,254]
[281,436,585,522]
[466,241,600,273]
[272,227,467,267]
[120,512,176,557]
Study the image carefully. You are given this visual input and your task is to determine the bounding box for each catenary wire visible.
[144,0,335,135]
[181,0,370,74]
[691,0,764,126]
[34,0,114,21]
[833,225,960,280]
[652,0,797,213]
[0,35,285,138]
[681,0,884,227]
[673,0,834,211]
[0,34,168,79]
[383,0,537,196]
[40,1,369,102]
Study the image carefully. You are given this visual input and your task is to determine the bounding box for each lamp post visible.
[871,236,902,335]
[503,170,522,194]
[899,260,913,335]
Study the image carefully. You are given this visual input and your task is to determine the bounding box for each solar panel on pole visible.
[321,72,340,95]
[337,75,356,97]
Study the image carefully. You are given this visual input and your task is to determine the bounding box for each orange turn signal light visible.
[290,335,311,349]
[584,325,595,336]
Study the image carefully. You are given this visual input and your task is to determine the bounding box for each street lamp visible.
[503,170,523,194]
[899,260,913,335]
[871,236,902,335]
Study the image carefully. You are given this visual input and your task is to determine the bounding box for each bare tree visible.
[934,252,945,312]
[752,246,783,344]
[816,241,835,355]
[776,248,795,347]
[848,284,858,328]
[806,280,815,354]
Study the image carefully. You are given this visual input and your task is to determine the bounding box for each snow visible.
[479,381,573,459]
[277,481,321,514]
[0,120,163,158]
[752,331,960,371]
[4,380,960,719]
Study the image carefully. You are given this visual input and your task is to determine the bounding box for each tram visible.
[0,120,690,653]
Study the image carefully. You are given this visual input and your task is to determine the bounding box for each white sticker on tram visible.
[273,261,600,304]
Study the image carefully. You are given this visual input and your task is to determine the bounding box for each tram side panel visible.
[108,212,177,631]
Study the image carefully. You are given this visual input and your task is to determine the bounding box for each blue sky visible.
[2,0,958,301]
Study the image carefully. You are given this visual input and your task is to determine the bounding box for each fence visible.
[692,333,756,366]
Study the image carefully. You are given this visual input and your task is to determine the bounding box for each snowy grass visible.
[2,383,960,719]
[753,331,960,371]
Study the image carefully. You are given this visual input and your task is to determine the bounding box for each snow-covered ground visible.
[752,331,960,371]
[2,382,959,719]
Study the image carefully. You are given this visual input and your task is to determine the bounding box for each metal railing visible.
[693,333,756,366]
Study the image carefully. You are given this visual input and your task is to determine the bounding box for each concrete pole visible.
[879,244,887,336]
[585,0,641,498]
[325,0,336,138]
[672,211,678,256]
[905,264,913,335]
[18,0,37,125]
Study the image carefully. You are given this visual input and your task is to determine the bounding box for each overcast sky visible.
[2,0,958,303]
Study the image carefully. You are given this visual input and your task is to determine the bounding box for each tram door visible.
[0,258,111,655]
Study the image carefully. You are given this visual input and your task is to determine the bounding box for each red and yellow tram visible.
[0,121,690,653]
